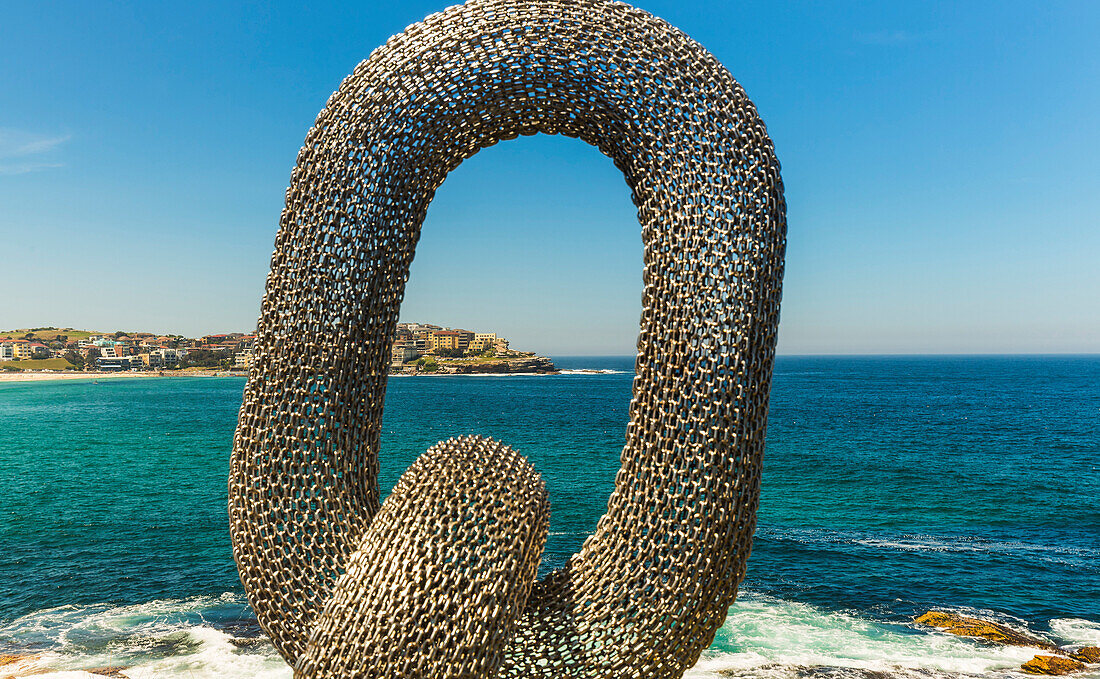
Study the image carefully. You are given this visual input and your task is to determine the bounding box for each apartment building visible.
[391,343,419,367]
[96,356,143,371]
[429,330,473,353]
[141,348,187,369]
[470,333,497,353]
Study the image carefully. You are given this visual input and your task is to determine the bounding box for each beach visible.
[0,370,233,383]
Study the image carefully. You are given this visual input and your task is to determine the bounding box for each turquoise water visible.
[1,356,1097,677]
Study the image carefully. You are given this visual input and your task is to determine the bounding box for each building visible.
[391,342,419,367]
[429,330,473,354]
[411,332,432,353]
[470,332,497,353]
[97,356,142,371]
[9,341,48,360]
[234,350,255,369]
[140,348,186,369]
[402,323,442,335]
[0,344,13,361]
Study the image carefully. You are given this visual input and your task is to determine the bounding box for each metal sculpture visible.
[229,0,786,677]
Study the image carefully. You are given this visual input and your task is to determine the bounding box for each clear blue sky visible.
[2,1,1097,355]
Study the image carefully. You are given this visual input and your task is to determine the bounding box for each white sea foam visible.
[5,593,1097,678]
[0,594,291,679]
[761,526,1098,567]
[1050,617,1100,646]
[116,626,290,679]
[684,595,1060,679]
[557,368,629,375]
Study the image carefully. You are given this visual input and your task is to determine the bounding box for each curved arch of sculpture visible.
[229,1,787,677]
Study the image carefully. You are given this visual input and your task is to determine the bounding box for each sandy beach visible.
[0,370,232,382]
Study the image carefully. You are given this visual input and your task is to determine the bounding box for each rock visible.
[85,667,130,678]
[1069,647,1100,663]
[1021,655,1087,675]
[719,666,895,679]
[914,611,1056,649]
[83,664,128,673]
[0,653,46,677]
[446,356,558,375]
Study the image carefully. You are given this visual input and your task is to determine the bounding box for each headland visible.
[0,324,557,380]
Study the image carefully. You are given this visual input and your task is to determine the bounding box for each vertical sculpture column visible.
[229,0,787,677]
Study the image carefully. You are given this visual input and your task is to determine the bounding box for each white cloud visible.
[0,128,71,174]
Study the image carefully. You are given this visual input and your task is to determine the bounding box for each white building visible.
[149,348,186,368]
[97,356,142,371]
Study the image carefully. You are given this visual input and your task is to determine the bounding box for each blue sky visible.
[1,1,1097,355]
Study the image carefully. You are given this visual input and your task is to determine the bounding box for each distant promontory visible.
[0,324,556,376]
[388,323,557,375]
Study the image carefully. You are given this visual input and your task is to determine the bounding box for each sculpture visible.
[230,0,786,676]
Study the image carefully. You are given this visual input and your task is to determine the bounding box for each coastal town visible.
[0,323,557,376]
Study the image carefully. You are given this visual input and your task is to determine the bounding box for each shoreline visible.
[0,368,625,383]
[0,370,237,383]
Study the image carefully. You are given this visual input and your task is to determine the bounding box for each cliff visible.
[443,356,557,375]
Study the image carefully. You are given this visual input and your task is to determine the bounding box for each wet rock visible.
[85,667,130,678]
[0,653,45,676]
[914,611,1056,649]
[216,617,265,639]
[1069,647,1100,663]
[1021,654,1087,675]
[717,665,958,679]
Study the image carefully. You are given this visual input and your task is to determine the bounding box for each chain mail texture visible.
[229,0,787,677]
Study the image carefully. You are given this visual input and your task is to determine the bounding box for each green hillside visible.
[0,358,78,371]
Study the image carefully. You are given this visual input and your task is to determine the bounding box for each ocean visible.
[1,356,1097,678]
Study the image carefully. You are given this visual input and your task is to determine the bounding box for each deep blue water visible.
[0,356,1097,677]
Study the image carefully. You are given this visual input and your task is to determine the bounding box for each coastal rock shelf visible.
[914,611,1058,649]
[444,356,557,375]
[914,611,1100,675]
[1022,655,1088,676]
[391,356,558,375]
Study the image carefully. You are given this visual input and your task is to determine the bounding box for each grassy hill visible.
[1,327,103,341]
[0,358,77,371]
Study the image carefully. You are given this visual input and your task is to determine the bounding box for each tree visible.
[64,350,85,369]
[179,348,233,369]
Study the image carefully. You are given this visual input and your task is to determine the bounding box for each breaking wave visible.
[3,592,1096,678]
[687,594,1098,679]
